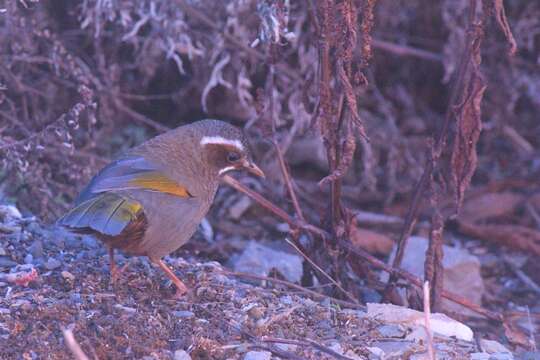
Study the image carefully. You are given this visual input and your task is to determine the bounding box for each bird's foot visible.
[173,283,188,299]
[110,262,129,284]
[151,257,189,298]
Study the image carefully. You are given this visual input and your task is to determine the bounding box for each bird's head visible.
[195,120,264,179]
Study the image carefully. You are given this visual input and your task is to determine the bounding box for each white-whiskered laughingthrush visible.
[58,120,264,296]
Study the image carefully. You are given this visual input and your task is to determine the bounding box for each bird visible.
[58,119,264,296]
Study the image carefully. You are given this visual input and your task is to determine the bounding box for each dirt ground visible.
[0,212,482,360]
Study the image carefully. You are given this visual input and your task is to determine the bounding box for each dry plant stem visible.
[317,0,344,227]
[113,98,170,133]
[526,202,540,229]
[425,161,445,311]
[223,174,504,321]
[266,61,304,222]
[62,328,90,360]
[372,39,443,63]
[273,140,305,222]
[384,0,487,300]
[285,238,359,304]
[426,205,444,311]
[262,337,356,360]
[0,86,94,151]
[503,256,540,295]
[175,0,299,81]
[221,175,328,239]
[222,270,364,310]
[423,281,436,360]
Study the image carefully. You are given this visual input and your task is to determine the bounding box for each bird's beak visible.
[243,160,265,178]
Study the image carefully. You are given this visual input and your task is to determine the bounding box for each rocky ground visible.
[1,204,531,359]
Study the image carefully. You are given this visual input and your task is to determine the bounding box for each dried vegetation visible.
[1,0,539,356]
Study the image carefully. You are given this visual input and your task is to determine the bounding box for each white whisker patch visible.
[218,166,236,175]
[200,136,244,151]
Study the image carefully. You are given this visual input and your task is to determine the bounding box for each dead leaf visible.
[460,192,524,223]
[458,222,540,256]
[350,227,394,256]
[503,321,534,349]
[449,2,487,211]
[493,0,518,56]
[451,75,486,210]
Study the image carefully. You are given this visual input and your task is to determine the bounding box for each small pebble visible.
[247,306,264,320]
[377,324,405,338]
[114,304,137,314]
[82,235,98,249]
[0,257,17,268]
[70,293,82,303]
[172,311,195,318]
[275,343,297,352]
[61,271,75,281]
[45,257,61,270]
[243,351,271,360]
[25,222,42,234]
[280,295,293,305]
[27,241,44,259]
[24,254,34,265]
[470,353,490,360]
[173,350,192,360]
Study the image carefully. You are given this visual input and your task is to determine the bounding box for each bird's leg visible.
[151,257,188,297]
[108,247,128,283]
[108,246,118,283]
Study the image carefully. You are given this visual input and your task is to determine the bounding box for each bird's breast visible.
[125,188,215,258]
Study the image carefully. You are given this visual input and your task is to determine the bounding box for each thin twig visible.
[221,174,329,239]
[273,140,306,222]
[372,39,443,62]
[113,98,170,132]
[62,327,90,360]
[285,238,358,304]
[423,281,436,360]
[503,256,540,295]
[525,202,540,230]
[262,337,356,360]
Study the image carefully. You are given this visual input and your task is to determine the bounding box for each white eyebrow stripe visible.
[200,136,244,151]
[218,166,236,175]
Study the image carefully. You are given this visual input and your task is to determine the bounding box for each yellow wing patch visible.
[129,172,192,198]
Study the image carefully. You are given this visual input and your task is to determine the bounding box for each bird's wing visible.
[59,156,191,236]
[76,156,192,204]
[58,192,143,236]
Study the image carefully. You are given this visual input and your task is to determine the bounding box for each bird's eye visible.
[227,152,241,163]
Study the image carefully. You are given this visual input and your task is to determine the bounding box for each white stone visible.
[366,303,474,342]
[0,205,22,220]
[479,339,512,355]
[366,347,385,358]
[344,350,363,360]
[229,196,253,220]
[470,353,491,360]
[382,236,485,316]
[174,350,192,360]
[233,241,303,283]
[243,350,271,360]
[328,342,343,355]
